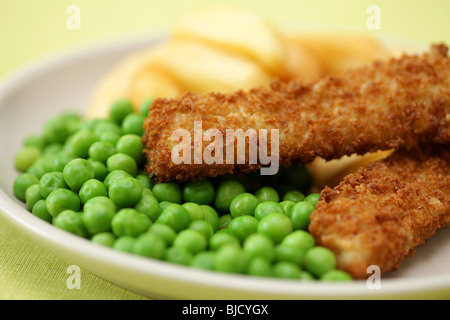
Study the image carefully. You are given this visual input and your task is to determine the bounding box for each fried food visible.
[143,44,450,182]
[309,144,450,279]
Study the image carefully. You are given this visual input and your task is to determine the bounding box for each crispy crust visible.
[143,44,450,182]
[309,144,450,279]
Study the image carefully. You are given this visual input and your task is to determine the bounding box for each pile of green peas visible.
[12,98,352,282]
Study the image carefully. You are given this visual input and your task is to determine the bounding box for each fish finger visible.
[309,144,450,279]
[143,44,450,182]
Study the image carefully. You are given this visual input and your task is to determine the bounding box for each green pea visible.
[255,186,279,203]
[39,172,68,198]
[246,257,272,277]
[25,184,43,211]
[23,133,46,151]
[122,113,146,136]
[208,231,240,251]
[53,210,87,237]
[89,160,109,181]
[82,202,115,235]
[163,247,193,266]
[60,111,82,134]
[142,187,153,197]
[218,213,232,229]
[229,193,259,218]
[299,270,316,281]
[242,233,275,262]
[159,201,175,212]
[84,196,117,213]
[156,203,190,232]
[136,174,153,189]
[182,179,215,205]
[188,220,214,240]
[93,120,122,137]
[272,261,301,279]
[43,116,71,144]
[26,153,56,179]
[88,141,116,163]
[66,129,98,158]
[303,246,337,278]
[134,193,161,222]
[108,177,143,208]
[282,190,305,203]
[52,150,77,172]
[305,193,320,208]
[111,208,152,237]
[191,251,215,270]
[14,146,42,172]
[289,201,315,230]
[106,153,137,177]
[26,163,48,180]
[132,233,166,259]
[257,212,293,244]
[140,96,154,116]
[201,205,220,232]
[147,223,176,246]
[103,170,133,189]
[254,201,284,220]
[320,269,353,282]
[281,230,315,251]
[113,236,136,253]
[116,134,144,164]
[91,232,116,247]
[13,173,39,201]
[43,143,63,155]
[182,202,205,221]
[228,215,259,243]
[99,130,122,146]
[63,158,95,192]
[152,182,182,204]
[213,245,246,274]
[31,199,53,223]
[279,200,296,216]
[109,99,135,125]
[173,229,208,254]
[274,244,306,266]
[214,179,245,212]
[46,188,80,217]
[80,118,101,131]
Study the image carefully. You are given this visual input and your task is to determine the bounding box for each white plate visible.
[1,31,450,300]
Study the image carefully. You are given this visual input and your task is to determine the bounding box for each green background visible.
[1,0,450,78]
[1,0,449,300]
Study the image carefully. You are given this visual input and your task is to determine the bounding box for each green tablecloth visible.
[0,213,151,299]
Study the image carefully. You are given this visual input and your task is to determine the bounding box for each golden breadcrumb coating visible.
[143,44,450,182]
[309,144,450,279]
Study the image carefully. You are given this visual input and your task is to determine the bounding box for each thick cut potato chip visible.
[154,40,272,94]
[285,31,390,75]
[308,150,393,189]
[172,4,286,75]
[282,37,324,82]
[127,65,182,111]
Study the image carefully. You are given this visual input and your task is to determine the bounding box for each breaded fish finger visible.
[143,44,450,182]
[309,144,450,279]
